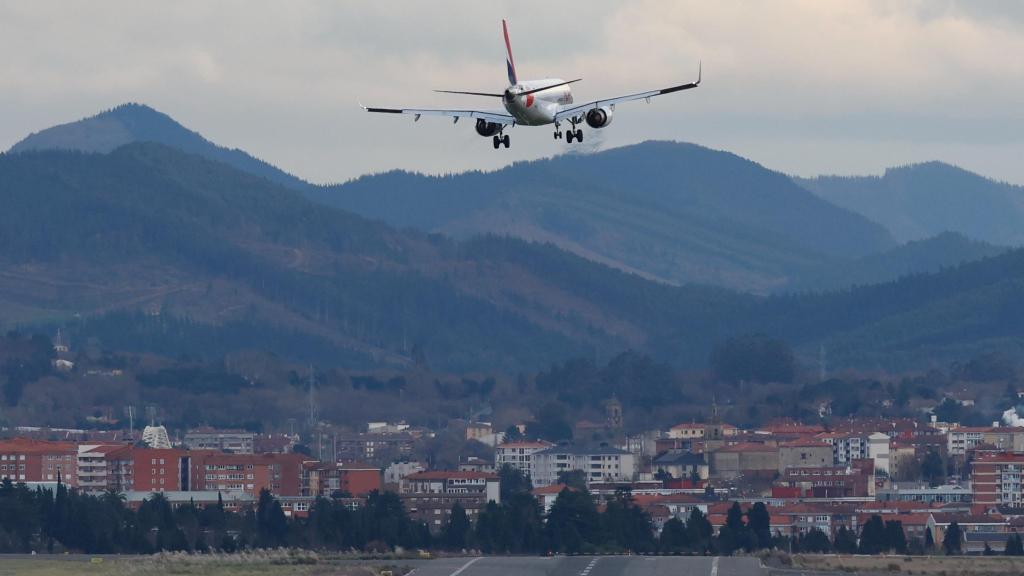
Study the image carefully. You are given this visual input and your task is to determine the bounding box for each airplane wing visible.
[554,64,701,122]
[362,105,515,125]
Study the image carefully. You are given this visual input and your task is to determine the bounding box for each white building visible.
[818,432,869,465]
[494,440,553,480]
[531,444,636,488]
[184,429,255,453]
[868,432,891,475]
[384,460,425,485]
[141,425,171,449]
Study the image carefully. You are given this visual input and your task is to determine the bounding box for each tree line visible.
[4,474,1023,556]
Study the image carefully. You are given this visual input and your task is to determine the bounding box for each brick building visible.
[189,452,306,497]
[0,438,79,485]
[971,452,1024,506]
[303,461,381,497]
[400,471,500,532]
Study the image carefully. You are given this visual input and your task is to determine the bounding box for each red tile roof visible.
[0,438,78,454]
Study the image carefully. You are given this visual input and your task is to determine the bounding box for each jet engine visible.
[475,119,501,137]
[585,107,613,129]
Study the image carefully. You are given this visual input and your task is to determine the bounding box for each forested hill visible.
[0,143,758,371]
[785,232,1008,293]
[9,103,311,192]
[797,162,1024,246]
[311,141,896,293]
[2,141,1023,371]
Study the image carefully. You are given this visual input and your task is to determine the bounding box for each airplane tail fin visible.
[503,19,518,86]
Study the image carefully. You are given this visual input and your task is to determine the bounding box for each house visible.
[532,483,571,513]
[709,443,778,480]
[777,439,834,473]
[929,513,1009,554]
[652,450,708,481]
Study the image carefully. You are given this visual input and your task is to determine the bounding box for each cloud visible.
[0,1,1021,183]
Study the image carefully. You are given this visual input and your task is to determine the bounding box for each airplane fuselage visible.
[503,78,573,126]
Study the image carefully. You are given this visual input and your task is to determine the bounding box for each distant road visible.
[403,556,764,576]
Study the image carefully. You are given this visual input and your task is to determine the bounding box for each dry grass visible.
[793,554,1024,575]
[0,551,411,576]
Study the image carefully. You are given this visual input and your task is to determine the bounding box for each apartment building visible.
[183,428,255,454]
[302,461,381,497]
[494,440,553,480]
[0,438,78,485]
[971,452,1024,506]
[531,444,636,487]
[400,470,500,532]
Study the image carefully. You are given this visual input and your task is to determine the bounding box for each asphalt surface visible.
[404,556,765,576]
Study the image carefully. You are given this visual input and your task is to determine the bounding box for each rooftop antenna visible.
[819,343,828,381]
[307,365,318,430]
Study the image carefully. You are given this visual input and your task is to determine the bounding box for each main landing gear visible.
[493,133,511,149]
[555,121,583,143]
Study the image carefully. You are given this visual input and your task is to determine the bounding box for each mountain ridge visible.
[10,103,312,192]
[796,162,1024,246]
[311,140,897,293]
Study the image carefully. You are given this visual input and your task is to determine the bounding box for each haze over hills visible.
[312,142,897,293]
[797,162,1024,246]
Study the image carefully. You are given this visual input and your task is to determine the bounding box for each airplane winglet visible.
[697,60,702,85]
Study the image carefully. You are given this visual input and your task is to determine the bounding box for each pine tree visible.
[884,520,907,554]
[659,517,689,554]
[442,503,471,550]
[858,515,887,555]
[943,522,962,555]
[1004,532,1023,556]
[686,508,713,553]
[747,502,772,550]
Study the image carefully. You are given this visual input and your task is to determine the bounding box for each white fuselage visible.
[502,78,573,126]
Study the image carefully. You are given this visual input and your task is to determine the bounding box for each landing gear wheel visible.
[566,130,575,144]
[553,131,560,140]
[493,135,500,149]
[575,129,583,142]
[503,134,511,148]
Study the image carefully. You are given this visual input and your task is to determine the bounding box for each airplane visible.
[362,19,701,149]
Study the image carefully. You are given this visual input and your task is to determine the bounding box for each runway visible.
[404,555,764,576]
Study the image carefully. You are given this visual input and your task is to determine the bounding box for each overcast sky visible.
[2,1,1023,184]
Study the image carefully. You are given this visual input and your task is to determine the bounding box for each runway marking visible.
[449,557,483,576]
[710,556,719,576]
[579,557,599,576]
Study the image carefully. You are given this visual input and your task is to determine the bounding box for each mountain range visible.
[3,104,1024,372]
